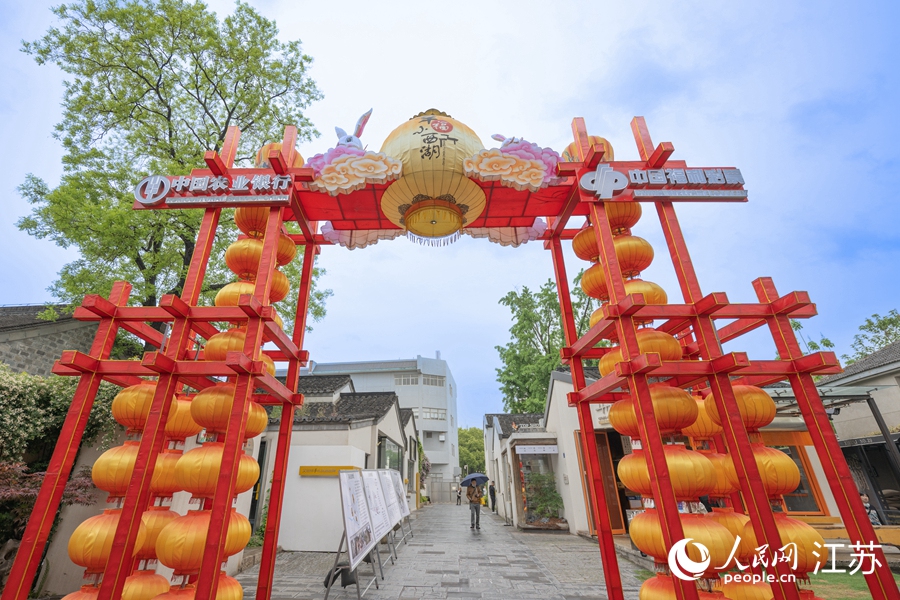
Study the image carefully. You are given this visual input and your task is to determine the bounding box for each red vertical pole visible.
[754,278,899,600]
[654,201,800,600]
[2,282,131,600]
[256,242,316,600]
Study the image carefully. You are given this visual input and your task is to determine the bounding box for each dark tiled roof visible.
[293,392,397,424]
[297,374,352,396]
[486,413,544,438]
[819,340,900,385]
[554,365,601,380]
[0,305,73,332]
[400,408,414,427]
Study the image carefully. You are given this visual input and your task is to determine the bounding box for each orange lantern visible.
[561,135,615,163]
[150,572,243,600]
[174,442,260,497]
[716,581,774,600]
[68,509,146,573]
[155,509,251,573]
[259,353,276,376]
[151,587,197,600]
[61,586,99,600]
[136,507,178,560]
[573,227,600,262]
[245,402,268,438]
[705,385,776,431]
[191,385,266,435]
[707,507,750,545]
[629,511,734,573]
[165,396,203,441]
[617,445,715,499]
[608,385,698,438]
[150,449,183,497]
[624,279,668,306]
[204,329,246,362]
[214,281,255,307]
[111,381,171,431]
[122,570,171,600]
[234,207,271,239]
[277,232,297,266]
[268,269,289,303]
[598,329,682,377]
[639,574,722,600]
[224,238,263,280]
[706,453,739,497]
[751,444,801,498]
[91,442,139,496]
[683,397,723,440]
[581,263,609,300]
[614,235,654,275]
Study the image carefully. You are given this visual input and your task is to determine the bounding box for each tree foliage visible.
[457,427,485,475]
[844,309,900,365]
[18,0,329,326]
[495,274,598,413]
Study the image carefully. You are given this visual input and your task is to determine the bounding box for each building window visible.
[425,431,433,439]
[423,375,445,387]
[394,374,419,386]
[421,407,446,420]
[378,436,403,471]
[412,408,419,419]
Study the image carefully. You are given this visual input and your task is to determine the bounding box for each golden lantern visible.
[639,574,722,600]
[629,511,734,572]
[268,269,290,303]
[245,402,268,438]
[92,442,139,496]
[617,445,715,499]
[581,263,609,300]
[234,207,271,239]
[259,353,276,376]
[112,381,172,431]
[683,397,723,440]
[277,232,297,266]
[752,444,801,498]
[191,384,236,431]
[255,142,304,169]
[121,570,171,600]
[598,329,682,377]
[614,235,654,275]
[214,281,255,307]
[741,513,827,575]
[61,586,99,600]
[174,443,260,497]
[225,238,263,280]
[165,396,203,441]
[625,279,668,306]
[578,236,654,295]
[150,449,182,497]
[707,507,750,550]
[573,227,600,262]
[136,507,178,560]
[716,581,774,600]
[155,509,251,573]
[151,587,197,600]
[607,385,698,438]
[706,453,739,497]
[68,509,146,573]
[380,110,486,241]
[215,573,244,600]
[705,385,776,431]
[205,329,246,362]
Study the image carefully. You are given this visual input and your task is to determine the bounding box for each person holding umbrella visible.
[462,473,487,529]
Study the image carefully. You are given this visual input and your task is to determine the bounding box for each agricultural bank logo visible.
[667,535,884,584]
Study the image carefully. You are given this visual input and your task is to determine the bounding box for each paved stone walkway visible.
[236,504,645,599]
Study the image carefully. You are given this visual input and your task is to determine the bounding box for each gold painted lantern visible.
[607,385,698,438]
[380,110,486,241]
[751,443,801,498]
[205,329,246,362]
[598,329,682,377]
[68,509,146,573]
[629,511,734,572]
[165,396,203,440]
[121,570,171,600]
[683,397,723,440]
[705,385,776,431]
[224,238,263,280]
[174,443,259,497]
[155,509,251,574]
[111,381,172,431]
[617,445,715,499]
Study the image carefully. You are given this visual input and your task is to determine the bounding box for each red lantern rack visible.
[3,116,897,600]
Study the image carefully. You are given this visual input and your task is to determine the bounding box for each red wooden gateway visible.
[4,112,898,600]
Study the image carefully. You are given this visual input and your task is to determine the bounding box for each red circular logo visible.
[430,120,453,133]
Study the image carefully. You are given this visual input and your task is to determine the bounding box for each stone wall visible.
[0,320,97,376]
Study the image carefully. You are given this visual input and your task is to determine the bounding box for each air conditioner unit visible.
[439,434,446,442]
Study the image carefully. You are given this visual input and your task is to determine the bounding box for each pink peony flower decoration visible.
[497,139,561,184]
[305,145,366,177]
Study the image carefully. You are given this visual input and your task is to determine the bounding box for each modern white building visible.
[294,354,460,481]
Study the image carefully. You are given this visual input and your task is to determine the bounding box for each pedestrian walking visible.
[489,480,497,512]
[456,487,462,505]
[467,479,483,529]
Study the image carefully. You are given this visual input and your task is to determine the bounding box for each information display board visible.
[390,469,411,518]
[378,469,402,526]
[361,470,392,542]
[338,469,377,570]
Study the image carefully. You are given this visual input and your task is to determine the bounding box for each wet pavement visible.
[236,503,644,599]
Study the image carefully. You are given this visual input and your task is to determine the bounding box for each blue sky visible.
[1,1,898,428]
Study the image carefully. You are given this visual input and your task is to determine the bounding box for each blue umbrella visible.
[460,473,488,487]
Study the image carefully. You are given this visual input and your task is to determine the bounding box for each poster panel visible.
[391,469,411,518]
[378,469,402,526]
[361,470,392,542]
[339,469,377,570]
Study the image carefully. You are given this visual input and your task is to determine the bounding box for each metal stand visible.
[324,532,379,600]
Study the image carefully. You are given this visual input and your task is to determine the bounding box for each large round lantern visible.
[224,238,263,280]
[705,385,776,431]
[639,574,722,600]
[255,142,304,169]
[572,230,653,270]
[136,507,179,560]
[174,443,259,497]
[61,586,99,600]
[706,453,739,497]
[608,385,698,438]
[234,207,270,239]
[562,135,615,163]
[155,509,251,573]
[68,509,146,573]
[214,281,255,307]
[111,381,171,431]
[268,269,290,303]
[245,402,268,438]
[629,511,734,573]
[165,396,203,440]
[150,449,182,497]
[150,573,243,600]
[191,385,266,436]
[752,444,801,498]
[683,397,723,440]
[706,507,750,544]
[122,570,171,600]
[380,110,486,240]
[204,329,246,362]
[598,329,682,377]
[92,442,138,496]
[617,445,715,499]
[277,233,297,266]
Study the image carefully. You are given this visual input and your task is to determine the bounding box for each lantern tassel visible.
[406,231,461,247]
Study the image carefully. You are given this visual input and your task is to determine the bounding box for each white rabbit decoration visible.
[335,109,373,149]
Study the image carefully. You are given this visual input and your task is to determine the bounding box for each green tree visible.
[495,273,599,413]
[18,0,329,331]
[457,427,485,475]
[843,309,900,365]
[789,319,835,356]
